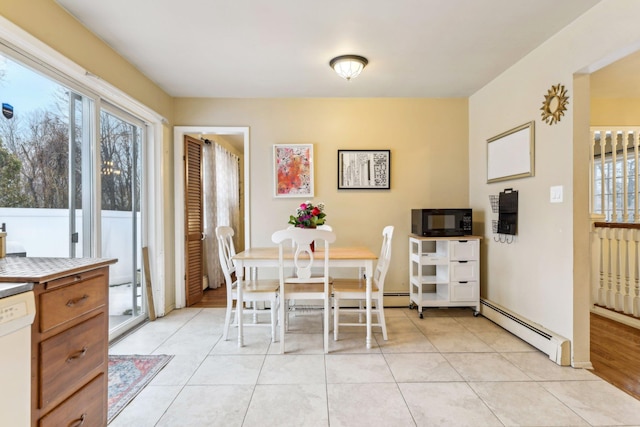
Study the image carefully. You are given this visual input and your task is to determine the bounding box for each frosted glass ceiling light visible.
[329,55,368,81]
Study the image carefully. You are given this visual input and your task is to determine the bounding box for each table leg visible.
[366,260,372,349]
[235,260,244,347]
[280,284,286,354]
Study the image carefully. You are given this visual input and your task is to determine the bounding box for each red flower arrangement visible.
[288,201,326,228]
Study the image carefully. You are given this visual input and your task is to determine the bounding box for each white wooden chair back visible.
[272,228,336,283]
[373,225,394,291]
[215,225,237,288]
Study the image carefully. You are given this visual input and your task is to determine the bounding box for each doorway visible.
[173,126,250,308]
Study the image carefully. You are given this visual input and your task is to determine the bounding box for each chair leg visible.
[285,300,290,332]
[223,298,233,341]
[270,296,277,343]
[324,298,329,353]
[333,297,340,341]
[252,300,259,324]
[377,298,388,341]
[279,292,286,354]
[358,300,364,323]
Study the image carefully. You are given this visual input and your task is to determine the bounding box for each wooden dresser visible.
[0,257,117,427]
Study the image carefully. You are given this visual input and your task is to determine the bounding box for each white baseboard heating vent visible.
[480,299,571,366]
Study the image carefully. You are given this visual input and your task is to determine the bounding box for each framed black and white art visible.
[337,149,390,190]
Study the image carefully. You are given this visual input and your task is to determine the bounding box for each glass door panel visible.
[0,52,89,257]
[100,108,145,332]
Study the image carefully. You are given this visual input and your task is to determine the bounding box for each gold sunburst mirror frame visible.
[540,83,569,125]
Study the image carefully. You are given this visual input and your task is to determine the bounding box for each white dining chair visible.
[216,226,279,342]
[332,225,394,341]
[272,227,336,354]
[285,224,333,300]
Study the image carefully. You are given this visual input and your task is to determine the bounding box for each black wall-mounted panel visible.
[497,189,518,235]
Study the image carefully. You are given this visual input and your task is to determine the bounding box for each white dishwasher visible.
[0,285,35,427]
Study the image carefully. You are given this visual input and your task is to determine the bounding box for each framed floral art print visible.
[273,144,314,198]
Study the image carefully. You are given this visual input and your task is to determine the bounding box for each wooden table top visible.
[233,246,377,261]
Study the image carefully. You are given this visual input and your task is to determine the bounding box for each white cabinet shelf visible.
[409,235,481,318]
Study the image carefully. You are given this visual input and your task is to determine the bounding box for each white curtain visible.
[215,143,241,236]
[203,141,240,289]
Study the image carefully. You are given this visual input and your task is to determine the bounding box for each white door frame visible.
[173,126,250,308]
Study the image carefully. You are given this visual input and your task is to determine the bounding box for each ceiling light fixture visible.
[329,55,368,81]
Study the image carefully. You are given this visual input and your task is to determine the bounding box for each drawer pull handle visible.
[66,294,89,307]
[68,413,86,427]
[458,260,468,263]
[67,346,88,362]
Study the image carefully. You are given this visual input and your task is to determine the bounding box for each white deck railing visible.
[590,126,640,327]
[0,207,139,285]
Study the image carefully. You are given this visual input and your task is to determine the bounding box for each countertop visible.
[0,257,117,283]
[0,281,33,299]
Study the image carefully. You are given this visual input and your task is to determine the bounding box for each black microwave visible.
[411,209,472,237]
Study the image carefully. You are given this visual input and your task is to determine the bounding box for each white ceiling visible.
[55,0,603,98]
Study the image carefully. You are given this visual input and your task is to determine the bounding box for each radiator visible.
[481,299,571,366]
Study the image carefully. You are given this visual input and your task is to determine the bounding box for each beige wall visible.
[591,98,640,125]
[469,0,640,366]
[0,0,177,313]
[174,98,469,295]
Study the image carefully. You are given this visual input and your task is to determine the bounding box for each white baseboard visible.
[481,298,571,366]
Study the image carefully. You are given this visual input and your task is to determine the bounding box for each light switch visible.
[550,185,563,203]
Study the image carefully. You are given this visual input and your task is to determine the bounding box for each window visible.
[592,130,640,222]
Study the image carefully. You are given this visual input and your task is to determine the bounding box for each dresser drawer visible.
[38,373,106,427]
[450,281,478,302]
[450,240,479,261]
[39,274,106,333]
[45,268,106,291]
[39,313,107,409]
[450,261,478,281]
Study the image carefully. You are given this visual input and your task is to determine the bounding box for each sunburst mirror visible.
[540,83,569,125]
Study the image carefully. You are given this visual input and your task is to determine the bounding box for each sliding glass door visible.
[0,48,147,336]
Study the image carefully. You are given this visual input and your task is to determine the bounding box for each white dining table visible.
[232,246,378,349]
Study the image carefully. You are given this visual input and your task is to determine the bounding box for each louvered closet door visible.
[184,135,204,306]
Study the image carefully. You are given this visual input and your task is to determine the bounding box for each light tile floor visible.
[108,307,640,427]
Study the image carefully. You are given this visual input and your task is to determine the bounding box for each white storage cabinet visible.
[408,235,481,318]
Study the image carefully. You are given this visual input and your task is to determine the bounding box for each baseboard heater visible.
[480,299,571,366]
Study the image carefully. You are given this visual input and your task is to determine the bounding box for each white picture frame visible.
[273,144,314,198]
[487,121,535,183]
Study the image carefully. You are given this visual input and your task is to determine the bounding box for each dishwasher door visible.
[0,290,35,427]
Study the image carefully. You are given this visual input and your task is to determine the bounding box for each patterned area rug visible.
[108,354,173,423]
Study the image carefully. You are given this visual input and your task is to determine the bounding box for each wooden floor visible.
[191,289,639,400]
[192,285,227,308]
[590,312,640,401]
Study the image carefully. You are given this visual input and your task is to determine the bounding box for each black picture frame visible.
[337,149,391,190]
